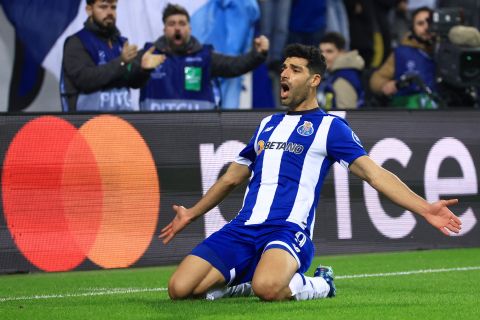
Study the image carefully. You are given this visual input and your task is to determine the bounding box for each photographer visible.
[370,6,437,109]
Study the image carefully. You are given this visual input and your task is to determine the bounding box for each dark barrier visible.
[0,110,479,274]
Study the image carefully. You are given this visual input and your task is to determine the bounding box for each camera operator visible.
[370,6,438,109]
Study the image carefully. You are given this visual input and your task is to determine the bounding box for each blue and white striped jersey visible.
[233,108,367,238]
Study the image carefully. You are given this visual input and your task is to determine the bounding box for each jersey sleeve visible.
[326,117,367,169]
[235,126,260,169]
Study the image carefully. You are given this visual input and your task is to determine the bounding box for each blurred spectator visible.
[192,0,262,109]
[373,0,398,66]
[326,0,350,49]
[259,0,292,71]
[60,0,164,111]
[259,0,292,109]
[318,32,365,109]
[345,0,398,68]
[370,6,438,109]
[390,0,409,47]
[139,3,269,111]
[288,0,327,46]
[407,0,437,11]
[392,1,438,48]
[344,0,375,67]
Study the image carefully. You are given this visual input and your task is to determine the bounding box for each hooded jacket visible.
[324,50,365,109]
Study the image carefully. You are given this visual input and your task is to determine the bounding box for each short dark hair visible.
[411,6,433,26]
[319,32,346,50]
[162,3,190,23]
[86,0,116,5]
[284,43,326,78]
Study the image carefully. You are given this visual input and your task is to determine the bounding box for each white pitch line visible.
[1,266,479,303]
[336,266,480,279]
[0,287,167,303]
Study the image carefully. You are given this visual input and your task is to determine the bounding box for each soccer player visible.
[160,44,462,301]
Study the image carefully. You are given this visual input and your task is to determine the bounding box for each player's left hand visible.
[254,35,269,54]
[423,199,462,236]
[141,46,166,70]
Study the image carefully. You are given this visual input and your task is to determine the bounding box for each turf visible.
[1,247,479,320]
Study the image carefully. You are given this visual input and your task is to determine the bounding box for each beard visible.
[281,86,310,110]
[411,31,434,47]
[92,15,116,32]
[287,97,306,110]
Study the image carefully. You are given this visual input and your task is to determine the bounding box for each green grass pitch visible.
[1,247,479,320]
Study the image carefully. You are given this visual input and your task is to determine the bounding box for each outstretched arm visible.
[349,155,462,236]
[160,162,251,244]
[210,35,269,78]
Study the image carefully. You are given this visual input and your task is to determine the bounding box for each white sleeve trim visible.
[235,156,252,167]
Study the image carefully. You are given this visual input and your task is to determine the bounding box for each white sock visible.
[288,273,330,301]
[205,282,253,300]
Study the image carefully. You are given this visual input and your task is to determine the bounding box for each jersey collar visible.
[286,107,324,116]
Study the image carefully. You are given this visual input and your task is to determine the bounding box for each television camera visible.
[431,8,480,88]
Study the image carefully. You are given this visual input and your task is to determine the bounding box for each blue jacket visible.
[61,20,149,111]
[394,45,436,96]
[324,69,364,109]
[139,42,215,111]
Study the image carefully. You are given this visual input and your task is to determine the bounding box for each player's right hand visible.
[159,205,193,244]
[121,41,138,64]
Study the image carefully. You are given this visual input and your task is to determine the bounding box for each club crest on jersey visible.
[297,121,314,136]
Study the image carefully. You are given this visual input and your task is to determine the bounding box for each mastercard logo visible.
[1,115,159,272]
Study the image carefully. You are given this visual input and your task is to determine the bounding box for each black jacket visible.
[150,35,267,78]
[61,19,150,111]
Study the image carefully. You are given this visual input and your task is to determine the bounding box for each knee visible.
[168,275,193,300]
[252,278,287,301]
